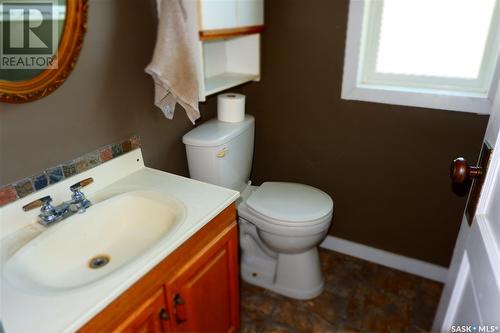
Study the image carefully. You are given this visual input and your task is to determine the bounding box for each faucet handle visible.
[22,195,53,212]
[70,178,92,211]
[70,177,94,192]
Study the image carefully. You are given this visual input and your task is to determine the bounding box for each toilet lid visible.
[246,182,333,223]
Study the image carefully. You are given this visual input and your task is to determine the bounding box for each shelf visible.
[196,32,260,100]
[204,72,259,96]
[199,25,264,41]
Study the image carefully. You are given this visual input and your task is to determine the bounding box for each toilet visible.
[183,115,333,300]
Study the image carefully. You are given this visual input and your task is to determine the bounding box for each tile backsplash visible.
[0,136,141,207]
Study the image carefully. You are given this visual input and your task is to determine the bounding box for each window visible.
[342,0,500,114]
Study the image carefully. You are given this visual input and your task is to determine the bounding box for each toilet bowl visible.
[237,183,332,299]
[183,115,334,299]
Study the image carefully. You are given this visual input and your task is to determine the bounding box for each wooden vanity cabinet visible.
[114,289,168,333]
[165,228,239,332]
[79,204,239,333]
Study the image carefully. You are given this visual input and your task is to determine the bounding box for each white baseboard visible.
[320,236,448,283]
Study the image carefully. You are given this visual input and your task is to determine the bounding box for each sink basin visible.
[4,190,185,293]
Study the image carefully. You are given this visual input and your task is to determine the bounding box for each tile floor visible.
[240,249,443,333]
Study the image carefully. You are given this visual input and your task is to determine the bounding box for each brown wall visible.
[236,0,489,266]
[0,0,489,267]
[0,0,217,186]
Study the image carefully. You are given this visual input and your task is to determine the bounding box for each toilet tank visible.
[182,115,255,192]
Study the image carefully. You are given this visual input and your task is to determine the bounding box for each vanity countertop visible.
[0,149,239,333]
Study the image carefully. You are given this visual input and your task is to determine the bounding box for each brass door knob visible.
[450,157,484,184]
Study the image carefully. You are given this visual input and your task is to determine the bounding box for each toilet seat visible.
[246,182,333,224]
[239,202,332,236]
[239,182,334,236]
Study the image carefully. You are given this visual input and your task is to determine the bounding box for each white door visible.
[433,85,500,331]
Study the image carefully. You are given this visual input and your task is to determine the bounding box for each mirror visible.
[0,0,88,103]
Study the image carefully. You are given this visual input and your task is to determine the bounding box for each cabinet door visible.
[199,0,238,30]
[114,289,168,333]
[166,224,239,333]
[237,0,264,27]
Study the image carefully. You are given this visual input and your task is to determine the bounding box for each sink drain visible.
[88,255,110,269]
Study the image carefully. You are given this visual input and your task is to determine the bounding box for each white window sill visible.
[341,84,494,115]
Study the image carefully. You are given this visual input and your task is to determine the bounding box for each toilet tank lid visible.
[182,115,255,147]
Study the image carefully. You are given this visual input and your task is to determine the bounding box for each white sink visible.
[4,190,185,293]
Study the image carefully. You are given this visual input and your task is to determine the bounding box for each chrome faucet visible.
[23,178,93,227]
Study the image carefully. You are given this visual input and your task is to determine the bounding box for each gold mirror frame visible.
[0,0,88,103]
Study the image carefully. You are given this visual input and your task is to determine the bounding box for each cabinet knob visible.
[173,293,187,324]
[159,308,169,321]
[450,157,484,184]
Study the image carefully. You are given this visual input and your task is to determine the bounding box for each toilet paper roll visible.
[217,93,245,123]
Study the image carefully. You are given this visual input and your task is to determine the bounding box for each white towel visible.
[145,0,200,124]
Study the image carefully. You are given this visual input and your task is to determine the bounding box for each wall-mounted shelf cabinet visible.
[198,0,264,33]
[187,0,264,101]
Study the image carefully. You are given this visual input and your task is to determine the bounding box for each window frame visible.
[341,0,500,115]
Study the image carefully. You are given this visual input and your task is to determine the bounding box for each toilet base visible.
[241,247,324,300]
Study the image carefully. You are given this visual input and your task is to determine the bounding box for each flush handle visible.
[216,149,227,158]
